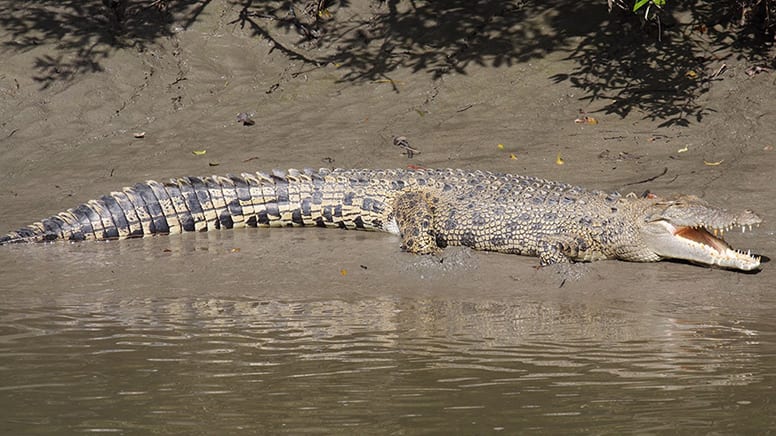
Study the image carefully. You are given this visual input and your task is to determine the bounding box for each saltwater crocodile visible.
[0,168,763,271]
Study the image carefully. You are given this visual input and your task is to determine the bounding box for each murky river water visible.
[1,231,774,434]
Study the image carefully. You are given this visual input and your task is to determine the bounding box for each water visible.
[1,231,774,434]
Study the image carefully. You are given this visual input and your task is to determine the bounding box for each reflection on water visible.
[1,294,774,434]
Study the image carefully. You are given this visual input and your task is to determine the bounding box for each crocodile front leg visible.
[537,237,575,266]
[393,190,440,255]
[537,234,603,266]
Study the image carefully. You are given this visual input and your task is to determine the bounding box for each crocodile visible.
[0,168,763,271]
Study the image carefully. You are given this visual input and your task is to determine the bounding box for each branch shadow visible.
[552,1,775,127]
[1,0,772,124]
[227,0,775,126]
[0,0,210,89]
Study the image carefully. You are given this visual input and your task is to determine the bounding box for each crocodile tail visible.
[0,173,278,244]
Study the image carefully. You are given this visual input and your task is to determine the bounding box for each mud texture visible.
[0,0,774,294]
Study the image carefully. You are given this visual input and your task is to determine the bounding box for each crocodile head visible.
[634,195,762,271]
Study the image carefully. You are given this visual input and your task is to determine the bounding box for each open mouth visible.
[672,224,761,269]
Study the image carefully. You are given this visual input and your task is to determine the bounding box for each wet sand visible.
[0,1,774,300]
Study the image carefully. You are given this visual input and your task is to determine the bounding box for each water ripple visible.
[0,295,774,434]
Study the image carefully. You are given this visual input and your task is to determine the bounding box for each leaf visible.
[574,116,597,125]
[497,143,505,150]
[703,159,724,166]
[556,152,565,165]
[192,150,206,155]
[633,0,650,12]
[509,153,517,160]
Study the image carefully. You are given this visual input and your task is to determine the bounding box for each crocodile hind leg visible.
[393,190,440,255]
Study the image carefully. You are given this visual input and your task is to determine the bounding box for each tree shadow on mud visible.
[0,0,210,89]
[1,0,772,126]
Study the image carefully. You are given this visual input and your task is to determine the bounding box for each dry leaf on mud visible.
[510,153,517,160]
[556,152,565,165]
[677,146,689,153]
[574,109,598,125]
[192,150,206,155]
[340,269,347,276]
[133,131,145,138]
[573,116,598,125]
[703,159,724,166]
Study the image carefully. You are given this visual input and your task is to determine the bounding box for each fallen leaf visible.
[209,162,220,167]
[556,152,565,165]
[703,159,724,166]
[763,145,774,151]
[497,143,505,150]
[509,153,517,160]
[192,150,206,155]
[677,146,689,153]
[574,116,598,125]
[340,269,347,276]
[133,131,145,138]
[685,70,698,79]
[231,248,240,253]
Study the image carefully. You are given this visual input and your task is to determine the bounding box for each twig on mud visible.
[393,136,420,158]
[710,63,727,80]
[745,65,771,76]
[622,167,668,186]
